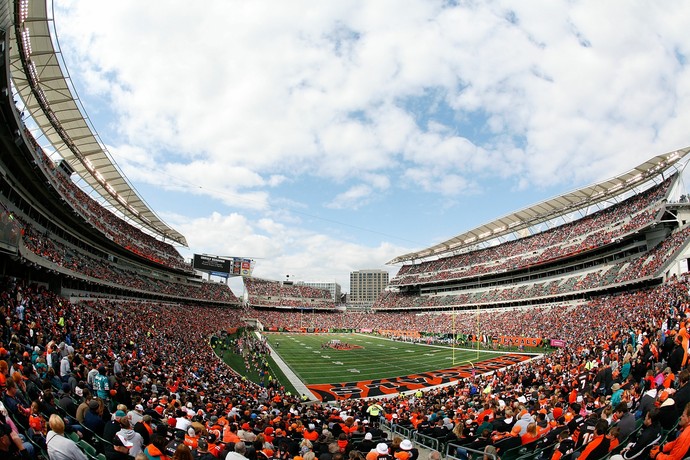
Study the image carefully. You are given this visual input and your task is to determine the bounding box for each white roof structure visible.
[388,147,690,265]
[8,0,187,246]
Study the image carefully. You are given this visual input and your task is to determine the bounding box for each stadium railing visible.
[390,423,413,440]
[412,431,440,452]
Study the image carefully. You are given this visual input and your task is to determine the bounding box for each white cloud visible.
[326,173,390,209]
[170,212,272,254]
[403,168,475,196]
[48,0,690,290]
[108,144,278,210]
[169,210,408,291]
[362,173,391,190]
[55,0,690,195]
[327,184,373,210]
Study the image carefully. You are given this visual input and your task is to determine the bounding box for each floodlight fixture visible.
[19,0,29,23]
[626,174,642,184]
[27,60,38,83]
[608,183,623,193]
[21,28,31,55]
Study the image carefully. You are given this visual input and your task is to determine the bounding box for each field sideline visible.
[263,333,537,401]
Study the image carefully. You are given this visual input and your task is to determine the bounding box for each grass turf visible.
[264,332,510,385]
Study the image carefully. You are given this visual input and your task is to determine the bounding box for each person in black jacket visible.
[657,392,678,431]
[104,410,128,460]
[356,432,376,453]
[133,414,152,446]
[667,337,686,373]
[674,370,690,419]
[492,408,515,433]
[616,408,661,460]
[593,364,613,397]
[613,404,636,441]
[83,399,106,436]
[193,438,216,460]
[58,383,78,418]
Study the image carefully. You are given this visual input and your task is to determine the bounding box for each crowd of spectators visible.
[22,129,192,273]
[374,225,690,310]
[7,35,690,460]
[7,122,690,460]
[391,177,673,287]
[16,217,238,304]
[244,278,335,309]
[249,278,682,349]
[251,275,690,458]
[3,265,690,460]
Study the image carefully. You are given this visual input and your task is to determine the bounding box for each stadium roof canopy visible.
[7,0,187,246]
[388,147,690,265]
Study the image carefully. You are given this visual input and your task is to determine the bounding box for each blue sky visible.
[41,0,690,294]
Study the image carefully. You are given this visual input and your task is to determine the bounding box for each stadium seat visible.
[78,440,98,458]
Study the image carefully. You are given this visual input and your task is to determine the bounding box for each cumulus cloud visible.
[56,1,690,194]
[327,184,374,210]
[49,0,690,289]
[167,210,407,291]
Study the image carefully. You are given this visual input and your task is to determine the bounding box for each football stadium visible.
[2,2,690,460]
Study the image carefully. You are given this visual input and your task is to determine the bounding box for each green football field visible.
[264,332,511,385]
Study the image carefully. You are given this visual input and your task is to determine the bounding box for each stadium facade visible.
[0,0,240,305]
[243,277,336,310]
[4,0,690,415]
[379,150,690,312]
[2,0,690,321]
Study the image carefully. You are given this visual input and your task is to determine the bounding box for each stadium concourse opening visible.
[6,4,690,459]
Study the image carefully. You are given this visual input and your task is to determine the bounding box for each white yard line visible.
[257,331,318,401]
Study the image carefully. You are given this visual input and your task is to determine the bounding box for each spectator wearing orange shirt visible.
[579,420,609,460]
[662,367,676,389]
[650,402,690,460]
[521,423,540,445]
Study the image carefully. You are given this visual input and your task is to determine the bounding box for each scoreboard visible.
[231,258,253,276]
[193,254,253,277]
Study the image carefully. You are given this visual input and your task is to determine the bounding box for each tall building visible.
[349,269,389,305]
[300,281,342,302]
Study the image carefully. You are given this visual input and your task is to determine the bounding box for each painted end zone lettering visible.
[306,353,534,401]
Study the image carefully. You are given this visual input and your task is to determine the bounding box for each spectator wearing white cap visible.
[393,439,416,460]
[366,442,390,460]
[128,404,144,426]
[357,432,376,453]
